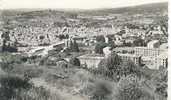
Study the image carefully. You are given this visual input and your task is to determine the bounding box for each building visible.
[134,47,165,57]
[118,53,141,65]
[154,52,168,69]
[73,36,86,43]
[103,46,112,58]
[147,40,160,48]
[78,54,104,68]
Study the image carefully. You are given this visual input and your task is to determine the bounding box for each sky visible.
[0,0,168,9]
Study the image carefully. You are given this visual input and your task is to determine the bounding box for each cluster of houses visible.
[2,25,122,46]
[69,26,168,70]
[77,40,168,69]
[0,17,168,70]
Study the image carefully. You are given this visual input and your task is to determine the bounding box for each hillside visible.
[0,2,168,17]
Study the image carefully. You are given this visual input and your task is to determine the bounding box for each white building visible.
[118,53,142,65]
[134,47,165,57]
[103,47,112,58]
[78,54,104,68]
[154,52,168,69]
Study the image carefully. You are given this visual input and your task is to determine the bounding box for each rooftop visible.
[118,53,141,57]
[78,54,104,59]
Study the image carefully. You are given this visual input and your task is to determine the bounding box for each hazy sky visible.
[1,0,168,9]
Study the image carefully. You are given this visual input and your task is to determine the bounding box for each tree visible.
[97,52,122,81]
[152,67,168,98]
[56,60,68,69]
[98,52,122,70]
[71,40,79,52]
[116,75,142,100]
[96,35,105,43]
[2,39,7,52]
[90,80,113,100]
[1,30,10,41]
[106,52,122,69]
[121,60,142,77]
[94,42,108,54]
[0,75,32,100]
[0,53,23,72]
[133,38,145,46]
[69,40,79,52]
[69,57,80,66]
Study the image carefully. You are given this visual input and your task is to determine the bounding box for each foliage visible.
[13,86,62,100]
[0,53,25,72]
[0,75,32,100]
[94,42,108,54]
[1,30,18,52]
[69,57,80,66]
[97,52,122,81]
[96,35,105,43]
[39,55,63,66]
[56,60,68,68]
[133,38,145,46]
[70,40,79,52]
[121,60,142,77]
[58,34,69,40]
[90,80,113,100]
[67,39,80,52]
[152,67,168,98]
[104,52,122,69]
[116,75,142,100]
[97,52,144,82]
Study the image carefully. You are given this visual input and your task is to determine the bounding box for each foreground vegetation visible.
[0,52,167,100]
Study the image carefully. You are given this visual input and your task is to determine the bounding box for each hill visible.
[0,2,168,16]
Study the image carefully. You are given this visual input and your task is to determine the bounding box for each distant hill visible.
[1,2,168,17]
[80,2,168,15]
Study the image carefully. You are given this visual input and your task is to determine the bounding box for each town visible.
[0,2,168,100]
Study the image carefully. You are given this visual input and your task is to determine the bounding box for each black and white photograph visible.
[0,0,169,100]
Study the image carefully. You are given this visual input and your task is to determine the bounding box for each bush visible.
[90,80,113,100]
[116,74,155,100]
[69,57,80,66]
[56,60,68,69]
[0,75,32,100]
[0,53,24,72]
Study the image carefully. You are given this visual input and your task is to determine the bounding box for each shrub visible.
[116,75,142,100]
[0,53,24,72]
[116,74,155,100]
[0,75,32,100]
[56,60,68,68]
[69,57,80,66]
[82,79,113,100]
